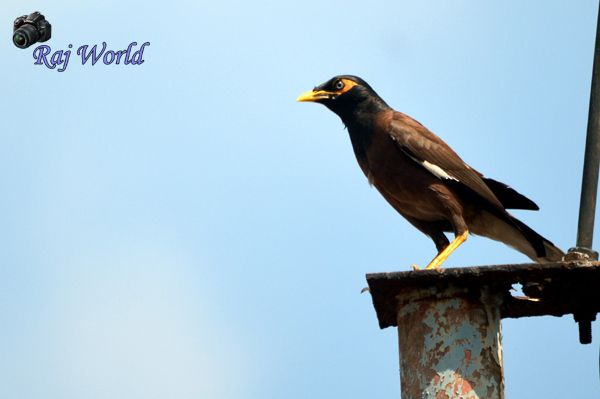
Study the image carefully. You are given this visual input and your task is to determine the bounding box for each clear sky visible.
[1,0,599,398]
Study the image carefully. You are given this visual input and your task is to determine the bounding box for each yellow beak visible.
[296,90,333,102]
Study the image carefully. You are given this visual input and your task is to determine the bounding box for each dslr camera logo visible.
[13,11,149,72]
[13,11,51,49]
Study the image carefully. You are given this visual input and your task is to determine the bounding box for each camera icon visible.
[13,11,51,49]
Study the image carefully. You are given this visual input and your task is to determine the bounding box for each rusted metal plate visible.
[366,261,600,329]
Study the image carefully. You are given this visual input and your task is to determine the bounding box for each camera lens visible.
[13,33,26,47]
[13,24,39,49]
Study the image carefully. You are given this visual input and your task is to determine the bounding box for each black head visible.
[297,75,390,121]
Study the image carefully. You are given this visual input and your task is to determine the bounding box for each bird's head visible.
[297,75,389,122]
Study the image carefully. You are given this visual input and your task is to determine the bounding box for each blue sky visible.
[1,0,599,398]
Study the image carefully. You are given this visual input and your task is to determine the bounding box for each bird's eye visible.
[335,80,344,90]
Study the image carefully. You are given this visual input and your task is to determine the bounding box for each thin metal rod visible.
[576,3,600,252]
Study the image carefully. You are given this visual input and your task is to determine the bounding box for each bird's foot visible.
[424,260,443,270]
[411,263,443,271]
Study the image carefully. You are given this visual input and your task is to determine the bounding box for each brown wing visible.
[388,112,505,210]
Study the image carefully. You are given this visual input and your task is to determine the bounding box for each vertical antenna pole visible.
[569,2,600,344]
[573,3,600,258]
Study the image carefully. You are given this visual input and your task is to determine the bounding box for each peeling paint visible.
[397,286,504,399]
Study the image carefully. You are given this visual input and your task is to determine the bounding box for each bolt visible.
[578,319,593,344]
[574,312,596,344]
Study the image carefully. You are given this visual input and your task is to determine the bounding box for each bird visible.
[297,75,564,269]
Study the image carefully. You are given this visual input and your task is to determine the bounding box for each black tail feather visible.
[508,215,563,260]
[483,178,539,211]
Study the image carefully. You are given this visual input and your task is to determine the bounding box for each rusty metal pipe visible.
[396,286,504,399]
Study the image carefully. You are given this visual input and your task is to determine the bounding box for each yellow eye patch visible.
[338,78,359,94]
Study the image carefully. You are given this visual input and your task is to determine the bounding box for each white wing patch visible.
[421,160,458,181]
[391,137,460,181]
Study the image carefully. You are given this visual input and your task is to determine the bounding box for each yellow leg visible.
[424,230,469,270]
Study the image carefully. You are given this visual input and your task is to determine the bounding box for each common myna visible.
[298,75,564,269]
